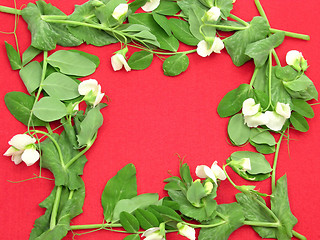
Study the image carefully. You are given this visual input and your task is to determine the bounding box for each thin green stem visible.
[46,123,53,135]
[270,28,310,41]
[65,133,97,169]
[244,220,280,228]
[70,223,122,230]
[41,15,68,21]
[185,220,226,228]
[272,49,281,66]
[0,6,21,15]
[252,196,279,223]
[229,14,249,26]
[250,67,259,88]
[254,0,270,27]
[272,130,286,191]
[222,165,238,189]
[127,44,196,55]
[292,230,307,240]
[50,186,63,229]
[203,23,247,31]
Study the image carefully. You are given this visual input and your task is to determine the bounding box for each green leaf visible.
[217,84,251,118]
[215,0,233,19]
[224,17,270,66]
[152,12,172,36]
[290,112,309,132]
[245,32,285,67]
[30,184,85,240]
[253,88,269,110]
[77,107,103,147]
[42,72,80,100]
[112,193,159,222]
[123,234,140,240]
[129,13,179,51]
[271,175,298,239]
[148,205,182,222]
[120,212,140,233]
[188,5,206,40]
[5,41,22,70]
[95,0,127,27]
[177,0,206,17]
[283,74,318,101]
[134,209,159,230]
[236,193,277,238]
[163,54,189,76]
[4,91,46,127]
[129,0,148,13]
[198,203,245,240]
[19,61,42,94]
[47,50,96,77]
[250,128,276,146]
[168,18,199,46]
[154,0,180,15]
[61,118,78,149]
[22,46,42,66]
[68,50,100,68]
[187,181,207,207]
[128,51,153,70]
[40,131,88,190]
[179,163,193,187]
[228,114,251,146]
[291,99,314,118]
[250,141,275,154]
[101,164,137,222]
[33,97,68,122]
[275,65,298,81]
[216,20,246,32]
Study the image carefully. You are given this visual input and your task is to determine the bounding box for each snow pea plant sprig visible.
[0,0,316,239]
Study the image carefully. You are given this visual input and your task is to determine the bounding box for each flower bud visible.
[112,3,128,21]
[142,0,160,12]
[204,181,214,194]
[205,7,221,22]
[286,50,307,72]
[177,223,196,240]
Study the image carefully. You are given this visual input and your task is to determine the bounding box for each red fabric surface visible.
[0,0,319,239]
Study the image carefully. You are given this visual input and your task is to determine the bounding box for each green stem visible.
[252,196,280,223]
[270,28,310,41]
[41,15,68,21]
[244,220,280,228]
[229,14,249,26]
[222,165,238,189]
[184,220,226,228]
[271,130,286,191]
[70,223,122,230]
[65,133,97,169]
[292,230,307,240]
[254,0,270,27]
[0,6,21,15]
[46,123,53,135]
[203,24,247,31]
[50,186,63,229]
[250,67,259,88]
[128,44,196,55]
[272,49,281,66]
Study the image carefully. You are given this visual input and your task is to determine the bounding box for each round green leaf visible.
[128,51,153,70]
[292,99,314,118]
[33,97,68,122]
[250,128,276,146]
[42,72,80,100]
[228,114,251,146]
[290,112,309,132]
[163,54,189,76]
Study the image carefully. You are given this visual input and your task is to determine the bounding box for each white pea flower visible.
[78,79,105,107]
[264,111,286,131]
[244,112,268,128]
[111,53,131,72]
[4,134,40,166]
[177,223,196,240]
[112,3,128,21]
[142,227,165,240]
[242,98,260,116]
[276,102,291,119]
[141,0,160,12]
[239,158,251,171]
[286,50,307,71]
[196,161,226,185]
[197,37,224,57]
[205,6,221,22]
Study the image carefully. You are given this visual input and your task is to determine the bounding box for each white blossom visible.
[4,134,39,166]
[196,161,226,185]
[239,158,251,171]
[141,0,160,12]
[244,112,268,128]
[206,6,221,22]
[264,111,287,131]
[276,102,291,119]
[242,98,260,116]
[111,53,131,72]
[78,79,105,107]
[177,223,196,240]
[286,50,303,66]
[197,37,224,57]
[112,3,128,21]
[142,227,165,240]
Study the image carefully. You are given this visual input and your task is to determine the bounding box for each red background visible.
[0,0,319,239]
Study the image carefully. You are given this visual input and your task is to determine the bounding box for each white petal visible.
[242,98,260,116]
[265,111,286,131]
[142,227,160,237]
[179,225,196,240]
[21,148,40,166]
[241,158,251,171]
[12,153,23,165]
[141,0,160,12]
[286,50,302,66]
[197,40,213,57]
[202,165,217,184]
[195,165,209,178]
[112,3,128,20]
[111,54,124,71]
[94,92,105,107]
[73,103,79,111]
[244,112,268,128]
[4,146,19,156]
[8,134,36,150]
[212,37,224,53]
[276,102,291,119]
[211,161,226,180]
[117,54,131,72]
[78,79,99,96]
[206,7,221,21]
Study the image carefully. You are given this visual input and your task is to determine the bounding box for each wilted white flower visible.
[276,102,291,119]
[264,111,286,131]
[205,6,221,22]
[197,37,224,57]
[142,227,165,240]
[244,112,268,128]
[4,134,39,166]
[177,223,196,240]
[78,79,105,107]
[286,50,307,71]
[112,3,128,21]
[111,53,131,72]
[141,0,160,12]
[196,161,226,184]
[242,98,260,116]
